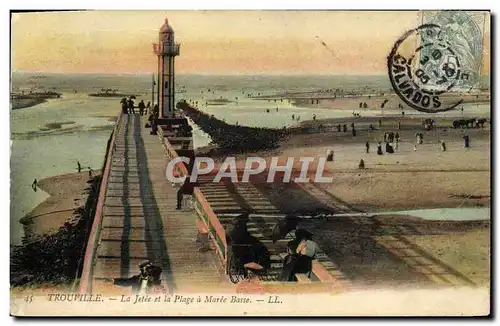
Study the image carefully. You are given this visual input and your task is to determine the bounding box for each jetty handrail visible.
[157,125,338,288]
[193,188,227,266]
[78,112,122,294]
[158,128,189,176]
[158,127,227,267]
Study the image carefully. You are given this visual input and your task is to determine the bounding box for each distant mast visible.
[153,17,180,118]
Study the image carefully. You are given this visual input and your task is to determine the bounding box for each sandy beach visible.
[198,112,490,287]
[20,170,101,238]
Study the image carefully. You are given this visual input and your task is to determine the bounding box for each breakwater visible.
[177,101,291,153]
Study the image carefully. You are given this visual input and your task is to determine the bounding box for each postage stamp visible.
[388,11,487,113]
[9,10,491,317]
[421,10,486,90]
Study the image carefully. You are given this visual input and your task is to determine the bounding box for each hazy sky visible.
[11,10,491,75]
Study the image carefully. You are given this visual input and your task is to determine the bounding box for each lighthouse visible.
[154,17,180,119]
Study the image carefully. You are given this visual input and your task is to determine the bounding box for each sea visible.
[10,72,491,245]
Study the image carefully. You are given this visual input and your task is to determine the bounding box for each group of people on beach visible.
[121,97,151,116]
[335,122,357,137]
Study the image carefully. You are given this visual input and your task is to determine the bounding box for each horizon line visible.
[11,70,392,77]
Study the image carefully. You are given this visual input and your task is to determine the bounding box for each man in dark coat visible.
[128,98,135,114]
[112,261,165,294]
[138,100,146,116]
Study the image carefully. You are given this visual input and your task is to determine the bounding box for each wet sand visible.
[291,92,490,111]
[20,170,100,238]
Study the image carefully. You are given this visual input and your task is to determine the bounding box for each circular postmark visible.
[388,24,464,113]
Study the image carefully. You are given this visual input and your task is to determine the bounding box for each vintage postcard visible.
[10,10,491,317]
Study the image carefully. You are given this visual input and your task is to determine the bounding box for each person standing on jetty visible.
[365,141,370,153]
[395,132,400,149]
[88,167,93,178]
[32,179,38,192]
[138,100,146,116]
[441,140,447,152]
[77,161,82,173]
[120,98,128,114]
[128,98,135,114]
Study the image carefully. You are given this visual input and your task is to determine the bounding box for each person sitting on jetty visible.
[359,159,365,169]
[176,176,196,210]
[227,213,271,277]
[279,229,318,282]
[111,261,165,295]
